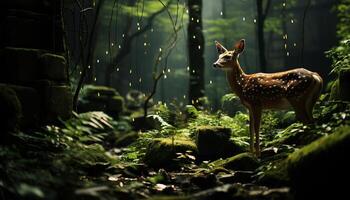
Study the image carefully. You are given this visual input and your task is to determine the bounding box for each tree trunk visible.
[256,0,267,72]
[188,0,205,107]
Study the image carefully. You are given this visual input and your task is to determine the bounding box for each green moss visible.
[257,159,290,187]
[144,138,197,168]
[209,153,259,171]
[286,125,350,199]
[108,95,125,113]
[82,85,119,98]
[266,123,323,147]
[185,105,198,119]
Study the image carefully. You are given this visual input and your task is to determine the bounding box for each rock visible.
[190,173,217,189]
[221,93,246,116]
[210,153,259,171]
[144,138,197,169]
[1,0,54,13]
[39,53,67,82]
[41,84,72,122]
[0,47,42,84]
[107,95,125,115]
[339,68,350,101]
[287,126,350,199]
[126,90,146,110]
[195,126,244,160]
[184,105,198,119]
[192,184,245,200]
[114,132,139,147]
[267,123,324,147]
[0,84,41,128]
[1,10,55,50]
[78,85,124,117]
[217,171,254,184]
[0,86,22,134]
[83,85,119,98]
[256,160,290,187]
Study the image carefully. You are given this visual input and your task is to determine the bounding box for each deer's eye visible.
[224,55,231,60]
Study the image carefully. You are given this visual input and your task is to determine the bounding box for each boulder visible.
[0,84,41,128]
[107,96,125,116]
[0,47,42,84]
[1,10,54,50]
[39,53,68,82]
[37,82,72,122]
[0,86,22,134]
[114,132,139,147]
[83,85,119,99]
[221,93,246,116]
[184,105,198,119]
[195,126,245,160]
[267,123,324,147]
[1,0,54,13]
[287,126,350,199]
[126,90,146,110]
[144,138,197,169]
[210,153,259,171]
[78,85,124,117]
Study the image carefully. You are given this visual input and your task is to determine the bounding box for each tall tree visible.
[256,0,271,72]
[188,0,204,107]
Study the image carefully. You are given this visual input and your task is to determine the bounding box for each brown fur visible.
[214,39,323,156]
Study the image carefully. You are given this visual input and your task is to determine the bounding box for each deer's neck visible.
[226,60,246,97]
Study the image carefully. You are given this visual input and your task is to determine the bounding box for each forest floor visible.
[1,94,350,200]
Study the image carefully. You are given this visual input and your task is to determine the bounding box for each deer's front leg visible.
[248,109,255,154]
[252,107,262,157]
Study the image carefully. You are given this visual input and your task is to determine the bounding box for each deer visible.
[213,39,323,157]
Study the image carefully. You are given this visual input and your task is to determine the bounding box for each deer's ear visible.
[215,41,227,54]
[234,39,245,54]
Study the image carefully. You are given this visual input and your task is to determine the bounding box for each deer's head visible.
[213,39,245,69]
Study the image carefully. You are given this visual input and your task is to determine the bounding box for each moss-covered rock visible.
[79,85,124,117]
[114,132,139,147]
[0,86,22,134]
[39,53,67,82]
[195,126,244,160]
[266,123,324,147]
[184,105,198,119]
[256,159,290,187]
[0,47,42,83]
[108,95,125,114]
[42,84,72,122]
[144,138,197,169]
[221,93,246,116]
[286,126,350,199]
[126,90,146,110]
[210,153,259,171]
[83,85,119,99]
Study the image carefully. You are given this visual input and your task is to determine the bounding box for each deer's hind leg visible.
[248,105,262,157]
[305,75,323,123]
[289,98,313,124]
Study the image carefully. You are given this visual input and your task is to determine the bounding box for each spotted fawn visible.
[213,39,323,157]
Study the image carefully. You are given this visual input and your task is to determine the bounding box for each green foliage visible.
[326,39,350,75]
[188,111,249,138]
[325,0,350,76]
[336,0,350,39]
